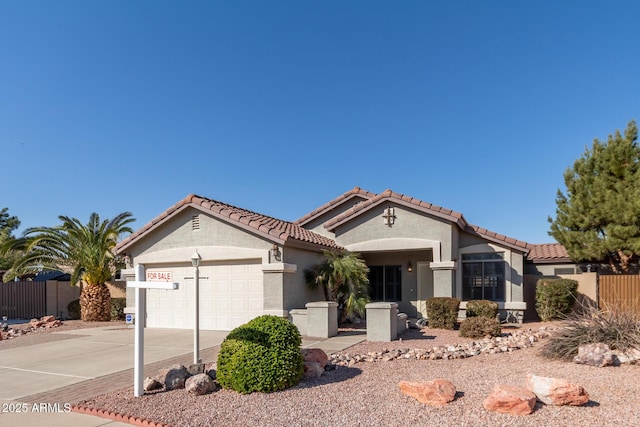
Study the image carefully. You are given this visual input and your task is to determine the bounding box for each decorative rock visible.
[613,348,640,365]
[143,376,162,392]
[398,379,456,406]
[573,343,614,367]
[205,363,217,380]
[483,385,537,415]
[302,348,328,369]
[187,363,205,376]
[185,373,217,395]
[157,364,189,390]
[303,361,325,378]
[41,315,56,323]
[525,374,589,406]
[330,327,554,366]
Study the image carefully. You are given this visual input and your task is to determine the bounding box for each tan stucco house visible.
[116,187,569,330]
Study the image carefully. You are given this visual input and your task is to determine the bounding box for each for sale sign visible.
[146,271,173,282]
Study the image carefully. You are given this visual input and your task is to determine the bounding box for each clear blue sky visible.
[2,1,639,244]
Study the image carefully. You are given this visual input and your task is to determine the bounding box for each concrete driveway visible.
[0,324,364,426]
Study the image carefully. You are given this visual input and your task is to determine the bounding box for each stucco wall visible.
[333,204,454,259]
[282,247,325,309]
[126,208,273,261]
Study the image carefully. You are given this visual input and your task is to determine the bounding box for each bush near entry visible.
[460,316,502,338]
[535,278,578,321]
[465,299,499,319]
[216,315,303,394]
[425,297,461,330]
[110,298,126,320]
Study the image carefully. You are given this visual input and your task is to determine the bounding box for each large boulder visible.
[143,376,162,392]
[157,364,189,391]
[303,362,325,378]
[483,385,537,415]
[398,379,456,406]
[573,343,614,367]
[525,374,589,406]
[301,348,328,369]
[185,373,217,395]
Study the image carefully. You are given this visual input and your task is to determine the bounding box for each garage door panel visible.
[145,262,263,331]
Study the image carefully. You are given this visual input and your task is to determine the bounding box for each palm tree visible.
[2,212,134,321]
[304,249,370,322]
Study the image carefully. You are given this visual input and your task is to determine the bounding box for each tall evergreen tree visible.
[549,120,640,272]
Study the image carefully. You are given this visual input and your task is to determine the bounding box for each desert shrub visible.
[110,298,127,320]
[217,315,303,394]
[542,302,640,360]
[67,299,81,320]
[535,278,578,321]
[465,300,499,319]
[459,316,502,338]
[425,297,461,330]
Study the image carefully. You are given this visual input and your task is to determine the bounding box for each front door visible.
[368,265,402,302]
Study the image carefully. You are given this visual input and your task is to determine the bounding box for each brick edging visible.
[72,404,174,427]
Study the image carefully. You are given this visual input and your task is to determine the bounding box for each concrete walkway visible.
[0,325,365,426]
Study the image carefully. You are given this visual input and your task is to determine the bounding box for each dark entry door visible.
[368,265,402,302]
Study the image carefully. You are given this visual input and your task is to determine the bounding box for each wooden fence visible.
[0,281,47,319]
[599,274,640,312]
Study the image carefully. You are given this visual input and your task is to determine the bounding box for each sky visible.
[2,1,639,244]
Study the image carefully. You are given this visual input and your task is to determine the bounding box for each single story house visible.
[116,187,572,330]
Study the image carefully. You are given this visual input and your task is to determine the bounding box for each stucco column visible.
[430,261,457,298]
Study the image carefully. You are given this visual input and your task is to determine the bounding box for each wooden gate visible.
[599,275,640,312]
[0,281,47,319]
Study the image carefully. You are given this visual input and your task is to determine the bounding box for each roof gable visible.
[116,194,341,254]
[295,186,376,227]
[324,189,468,231]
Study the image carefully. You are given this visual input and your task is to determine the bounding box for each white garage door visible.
[145,261,264,331]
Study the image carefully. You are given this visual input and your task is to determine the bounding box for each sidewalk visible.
[0,325,365,426]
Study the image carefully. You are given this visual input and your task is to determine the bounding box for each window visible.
[368,265,402,302]
[462,253,505,301]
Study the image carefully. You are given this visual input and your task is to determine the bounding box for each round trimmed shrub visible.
[425,297,461,330]
[535,278,578,321]
[216,315,303,394]
[459,316,502,338]
[465,300,499,319]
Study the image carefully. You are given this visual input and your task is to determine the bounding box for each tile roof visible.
[294,186,377,226]
[116,194,341,254]
[526,243,571,262]
[321,189,533,253]
[324,189,468,231]
[465,224,530,252]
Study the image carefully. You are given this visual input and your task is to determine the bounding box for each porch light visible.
[407,262,413,272]
[191,251,202,267]
[271,244,281,261]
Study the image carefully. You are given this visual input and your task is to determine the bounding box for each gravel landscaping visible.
[78,323,640,427]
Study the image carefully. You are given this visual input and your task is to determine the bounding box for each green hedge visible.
[459,316,502,338]
[465,299,499,319]
[217,315,303,394]
[111,298,127,320]
[425,297,461,330]
[535,278,578,321]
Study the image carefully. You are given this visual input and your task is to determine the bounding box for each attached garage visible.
[144,261,263,330]
[116,194,337,332]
